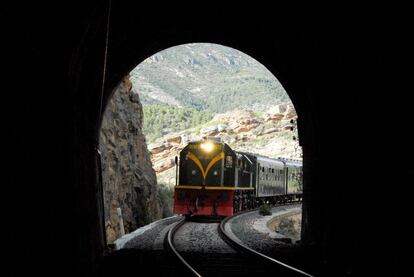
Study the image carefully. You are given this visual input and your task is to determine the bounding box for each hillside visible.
[130,43,290,142]
[130,43,288,113]
[148,103,301,188]
[143,104,213,142]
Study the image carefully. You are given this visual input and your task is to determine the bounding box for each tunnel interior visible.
[88,5,356,274]
[6,2,411,277]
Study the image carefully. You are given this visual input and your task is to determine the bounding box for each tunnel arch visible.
[6,1,405,276]
[68,3,322,274]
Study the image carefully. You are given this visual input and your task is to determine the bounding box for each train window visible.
[225,156,233,168]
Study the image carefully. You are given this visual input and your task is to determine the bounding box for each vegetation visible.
[254,111,263,118]
[259,203,272,216]
[275,216,301,240]
[134,194,150,227]
[130,43,288,114]
[143,104,212,142]
[132,43,292,143]
[157,184,174,218]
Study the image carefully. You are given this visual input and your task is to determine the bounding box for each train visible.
[173,138,303,217]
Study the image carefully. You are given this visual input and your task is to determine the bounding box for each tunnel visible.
[5,1,411,276]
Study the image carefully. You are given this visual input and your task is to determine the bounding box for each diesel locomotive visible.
[173,138,302,217]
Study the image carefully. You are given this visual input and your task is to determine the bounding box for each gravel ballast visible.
[228,204,302,254]
[173,222,236,253]
[115,215,182,250]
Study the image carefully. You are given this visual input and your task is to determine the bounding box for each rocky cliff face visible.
[99,76,162,243]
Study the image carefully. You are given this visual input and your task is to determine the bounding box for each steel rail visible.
[167,218,202,277]
[218,206,314,277]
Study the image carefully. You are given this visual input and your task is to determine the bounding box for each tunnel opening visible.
[98,42,308,273]
[7,2,407,277]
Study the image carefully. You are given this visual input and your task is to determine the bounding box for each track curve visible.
[167,218,201,276]
[219,209,314,277]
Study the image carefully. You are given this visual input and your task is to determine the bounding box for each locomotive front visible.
[173,139,238,217]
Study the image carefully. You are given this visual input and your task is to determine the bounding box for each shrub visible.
[157,184,174,218]
[143,104,213,142]
[259,203,272,216]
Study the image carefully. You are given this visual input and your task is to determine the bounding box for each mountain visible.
[130,43,288,113]
[130,43,291,143]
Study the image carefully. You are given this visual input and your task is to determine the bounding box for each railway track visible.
[167,218,201,276]
[219,209,313,277]
[167,209,313,277]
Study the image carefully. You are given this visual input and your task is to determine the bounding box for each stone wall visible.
[99,76,162,243]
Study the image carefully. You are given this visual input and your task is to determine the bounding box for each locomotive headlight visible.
[200,141,214,152]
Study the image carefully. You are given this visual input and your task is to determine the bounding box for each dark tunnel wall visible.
[4,1,412,276]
